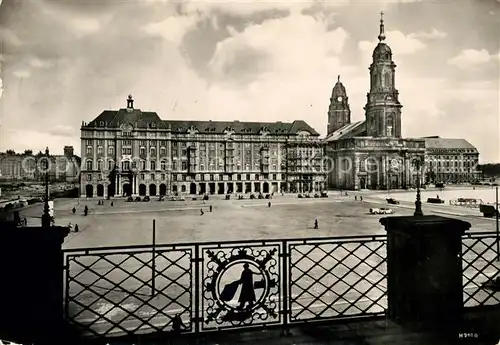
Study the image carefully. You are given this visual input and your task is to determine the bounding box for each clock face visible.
[337,96,342,102]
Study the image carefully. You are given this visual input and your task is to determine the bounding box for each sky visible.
[0,0,498,162]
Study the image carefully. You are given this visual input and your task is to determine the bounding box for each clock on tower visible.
[337,96,342,102]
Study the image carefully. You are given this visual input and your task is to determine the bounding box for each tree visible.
[24,149,33,156]
[5,149,15,155]
[478,164,500,178]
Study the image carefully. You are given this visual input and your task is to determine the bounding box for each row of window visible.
[87,172,279,182]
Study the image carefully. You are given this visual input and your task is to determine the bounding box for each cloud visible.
[210,13,350,82]
[142,14,202,46]
[29,57,55,69]
[68,17,102,36]
[48,125,75,137]
[12,70,31,78]
[411,28,447,39]
[0,28,23,46]
[448,49,500,69]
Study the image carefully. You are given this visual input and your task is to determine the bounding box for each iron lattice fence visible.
[63,232,500,338]
[462,231,500,308]
[64,235,388,338]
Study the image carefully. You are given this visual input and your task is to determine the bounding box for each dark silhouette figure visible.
[200,209,204,216]
[238,263,257,310]
[172,313,186,333]
[111,201,114,206]
[268,202,271,208]
[209,205,213,212]
[72,207,76,214]
[314,219,318,229]
[360,196,363,201]
[355,195,357,201]
[74,224,79,232]
[84,205,88,216]
[437,194,440,199]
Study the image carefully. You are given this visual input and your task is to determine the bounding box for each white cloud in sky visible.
[29,57,55,69]
[142,14,202,47]
[448,49,500,69]
[12,70,31,79]
[411,28,448,39]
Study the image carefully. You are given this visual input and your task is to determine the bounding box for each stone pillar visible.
[132,176,136,196]
[380,215,471,329]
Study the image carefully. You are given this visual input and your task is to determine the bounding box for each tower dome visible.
[372,11,392,61]
[331,75,347,97]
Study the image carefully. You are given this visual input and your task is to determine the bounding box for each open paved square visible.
[18,190,498,250]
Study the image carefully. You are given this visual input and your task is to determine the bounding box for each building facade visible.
[80,96,326,198]
[0,147,80,184]
[422,137,481,183]
[325,14,479,190]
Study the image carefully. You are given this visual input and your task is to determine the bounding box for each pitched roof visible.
[324,121,366,142]
[84,109,320,136]
[423,137,478,151]
[87,109,167,129]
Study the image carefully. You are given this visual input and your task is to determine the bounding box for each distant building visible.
[0,147,80,184]
[80,95,327,198]
[324,14,480,190]
[421,137,481,183]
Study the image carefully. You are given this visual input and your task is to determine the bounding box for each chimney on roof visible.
[127,94,134,111]
[64,146,74,157]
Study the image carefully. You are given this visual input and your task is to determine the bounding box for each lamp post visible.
[41,147,52,227]
[412,157,423,216]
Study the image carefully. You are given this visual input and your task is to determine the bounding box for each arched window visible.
[97,160,103,171]
[108,146,114,155]
[161,160,167,170]
[86,159,93,170]
[151,160,156,170]
[387,114,394,137]
[108,160,114,170]
[140,160,146,170]
[150,147,156,156]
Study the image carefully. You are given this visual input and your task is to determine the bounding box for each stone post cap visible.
[380,215,471,235]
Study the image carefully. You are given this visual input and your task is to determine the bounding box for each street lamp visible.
[41,147,52,227]
[412,157,423,216]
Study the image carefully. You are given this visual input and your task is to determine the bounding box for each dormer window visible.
[151,122,156,128]
[100,121,104,127]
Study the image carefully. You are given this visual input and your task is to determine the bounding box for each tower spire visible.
[378,11,386,42]
[337,75,340,83]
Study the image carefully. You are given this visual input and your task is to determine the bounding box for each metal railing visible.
[63,235,388,338]
[462,231,500,308]
[63,231,500,339]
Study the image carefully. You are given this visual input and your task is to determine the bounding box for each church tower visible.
[327,75,351,135]
[364,12,402,138]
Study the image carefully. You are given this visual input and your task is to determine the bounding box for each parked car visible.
[305,193,311,198]
[143,196,150,202]
[314,193,320,198]
[135,197,141,202]
[320,191,328,198]
[250,194,256,199]
[386,198,400,205]
[298,194,304,199]
[158,196,165,201]
[370,208,395,215]
[127,196,134,202]
[225,194,231,200]
[265,194,271,199]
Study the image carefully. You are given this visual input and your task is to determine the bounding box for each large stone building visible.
[422,136,481,183]
[80,96,326,198]
[325,14,480,190]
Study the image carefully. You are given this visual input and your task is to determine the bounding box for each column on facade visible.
[404,158,410,187]
[132,175,136,196]
[115,175,120,196]
[381,157,387,188]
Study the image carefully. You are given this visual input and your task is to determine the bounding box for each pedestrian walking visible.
[360,196,363,201]
[74,224,79,232]
[72,207,76,214]
[209,205,213,212]
[314,219,318,229]
[268,201,271,208]
[355,195,357,201]
[84,205,88,216]
[200,208,204,216]
[111,201,114,206]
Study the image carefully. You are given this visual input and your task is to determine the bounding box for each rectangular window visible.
[87,174,92,181]
[161,173,165,180]
[97,146,103,154]
[173,174,177,181]
[181,161,188,170]
[151,174,155,180]
[246,174,250,180]
[86,146,92,155]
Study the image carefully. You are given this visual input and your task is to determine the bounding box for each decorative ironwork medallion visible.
[202,247,279,327]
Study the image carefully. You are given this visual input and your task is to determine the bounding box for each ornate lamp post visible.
[41,147,52,227]
[412,157,423,216]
